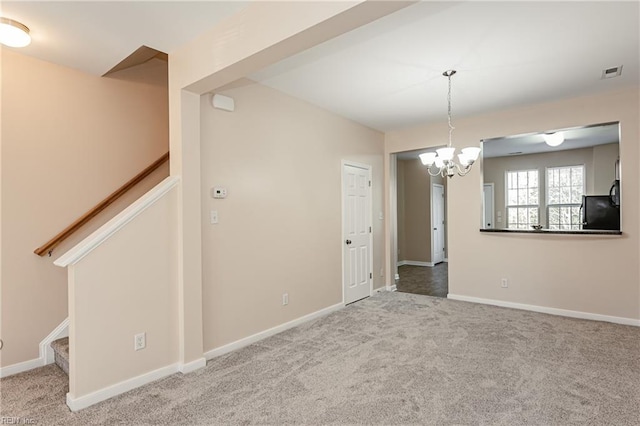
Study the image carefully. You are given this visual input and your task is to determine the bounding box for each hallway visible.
[396,263,448,298]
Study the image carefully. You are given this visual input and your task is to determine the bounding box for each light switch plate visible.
[210,210,218,224]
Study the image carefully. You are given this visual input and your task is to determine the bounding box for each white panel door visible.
[342,164,372,305]
[432,184,445,264]
[483,183,495,229]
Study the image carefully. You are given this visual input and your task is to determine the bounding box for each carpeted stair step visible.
[50,337,69,375]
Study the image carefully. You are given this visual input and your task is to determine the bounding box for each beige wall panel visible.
[200,82,384,351]
[385,88,639,320]
[401,159,431,262]
[0,50,169,367]
[69,188,178,398]
[168,0,410,369]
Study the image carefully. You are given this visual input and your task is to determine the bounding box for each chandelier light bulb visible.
[436,147,455,162]
[461,147,481,162]
[458,153,471,166]
[0,17,31,48]
[419,152,437,166]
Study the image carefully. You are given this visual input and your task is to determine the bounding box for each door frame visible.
[341,160,373,305]
[387,149,451,292]
[431,183,445,265]
[390,154,399,282]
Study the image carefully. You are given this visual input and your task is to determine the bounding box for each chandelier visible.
[419,70,481,178]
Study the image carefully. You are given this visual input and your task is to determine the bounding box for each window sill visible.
[480,228,622,235]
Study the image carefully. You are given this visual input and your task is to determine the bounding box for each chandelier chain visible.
[447,73,454,148]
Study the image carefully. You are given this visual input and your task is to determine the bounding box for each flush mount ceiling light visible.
[0,17,31,48]
[543,132,564,147]
[419,70,481,178]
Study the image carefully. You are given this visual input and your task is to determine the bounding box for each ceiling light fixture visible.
[419,70,480,178]
[543,132,564,147]
[0,17,31,48]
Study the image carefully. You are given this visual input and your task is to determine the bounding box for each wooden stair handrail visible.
[35,152,170,257]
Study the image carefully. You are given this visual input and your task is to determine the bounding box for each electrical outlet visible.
[134,332,146,351]
[282,293,289,306]
[501,278,508,288]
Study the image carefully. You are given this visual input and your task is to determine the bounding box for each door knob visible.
[345,239,352,245]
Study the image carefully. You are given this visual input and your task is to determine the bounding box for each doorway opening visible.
[393,150,448,298]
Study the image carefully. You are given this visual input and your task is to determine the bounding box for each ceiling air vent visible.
[601,65,623,79]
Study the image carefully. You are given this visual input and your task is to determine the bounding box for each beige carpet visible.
[1,291,639,425]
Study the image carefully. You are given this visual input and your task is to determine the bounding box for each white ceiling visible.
[251,1,639,132]
[2,1,638,133]
[0,1,248,76]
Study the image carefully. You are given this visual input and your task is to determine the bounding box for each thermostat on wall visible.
[211,187,227,199]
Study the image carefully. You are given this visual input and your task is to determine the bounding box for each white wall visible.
[200,81,385,351]
[385,88,639,322]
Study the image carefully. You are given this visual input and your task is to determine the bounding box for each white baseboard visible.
[386,284,397,292]
[447,294,640,326]
[1,318,70,378]
[41,318,69,365]
[179,357,206,374]
[66,363,179,412]
[205,302,343,360]
[0,357,44,378]
[373,287,386,294]
[397,260,434,267]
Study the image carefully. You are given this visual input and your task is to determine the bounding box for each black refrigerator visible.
[581,193,619,230]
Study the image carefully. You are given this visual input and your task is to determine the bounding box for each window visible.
[547,165,584,230]
[506,169,539,229]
